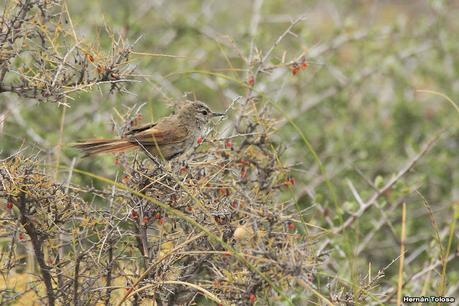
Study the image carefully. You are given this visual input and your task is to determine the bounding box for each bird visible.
[72,101,225,160]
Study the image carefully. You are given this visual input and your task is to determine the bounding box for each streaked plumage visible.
[72,101,224,160]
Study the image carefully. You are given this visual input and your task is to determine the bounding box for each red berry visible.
[225,141,233,149]
[143,216,150,223]
[288,222,295,230]
[131,210,139,219]
[86,53,94,63]
[97,64,105,74]
[219,188,230,196]
[159,218,165,225]
[122,175,129,183]
[197,136,203,144]
[284,177,296,187]
[301,62,309,70]
[154,212,161,219]
[186,206,193,212]
[290,63,300,76]
[249,293,257,303]
[18,233,25,241]
[247,76,255,87]
[240,168,248,178]
[6,201,13,209]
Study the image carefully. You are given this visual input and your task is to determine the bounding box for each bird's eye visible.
[201,110,208,115]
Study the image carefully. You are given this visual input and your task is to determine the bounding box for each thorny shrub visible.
[2,99,320,305]
[0,0,135,102]
[4,0,456,305]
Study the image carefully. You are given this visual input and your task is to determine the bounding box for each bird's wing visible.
[127,119,189,145]
[124,122,158,135]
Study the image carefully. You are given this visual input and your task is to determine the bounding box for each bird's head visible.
[178,100,225,125]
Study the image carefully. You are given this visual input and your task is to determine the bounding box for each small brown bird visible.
[73,101,224,160]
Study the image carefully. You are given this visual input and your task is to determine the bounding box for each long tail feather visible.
[72,138,136,156]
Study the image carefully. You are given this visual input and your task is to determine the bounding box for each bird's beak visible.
[212,112,225,117]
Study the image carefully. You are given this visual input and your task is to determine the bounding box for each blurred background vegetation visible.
[1,0,459,305]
